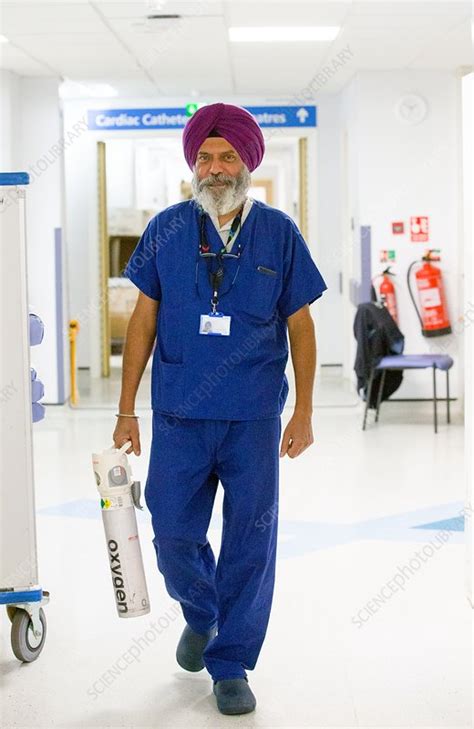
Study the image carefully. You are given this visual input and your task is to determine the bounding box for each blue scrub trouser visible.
[144,411,281,681]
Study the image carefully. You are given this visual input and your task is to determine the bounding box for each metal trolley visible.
[0,172,49,661]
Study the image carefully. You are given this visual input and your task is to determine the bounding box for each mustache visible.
[199,174,236,189]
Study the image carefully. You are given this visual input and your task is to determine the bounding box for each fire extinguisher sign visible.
[410,216,429,242]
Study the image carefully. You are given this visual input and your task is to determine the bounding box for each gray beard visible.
[191,165,251,216]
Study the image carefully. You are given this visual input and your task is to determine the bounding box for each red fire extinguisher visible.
[373,267,399,324]
[407,249,451,337]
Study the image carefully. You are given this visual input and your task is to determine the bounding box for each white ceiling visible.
[0,1,472,98]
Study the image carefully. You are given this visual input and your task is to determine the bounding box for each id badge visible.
[199,312,232,336]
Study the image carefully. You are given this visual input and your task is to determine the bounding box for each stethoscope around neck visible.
[195,204,245,312]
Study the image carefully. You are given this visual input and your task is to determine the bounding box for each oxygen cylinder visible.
[92,442,151,618]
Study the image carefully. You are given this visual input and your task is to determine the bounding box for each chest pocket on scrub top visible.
[235,263,282,321]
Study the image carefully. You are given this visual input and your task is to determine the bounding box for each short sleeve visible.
[277,222,327,319]
[123,219,162,301]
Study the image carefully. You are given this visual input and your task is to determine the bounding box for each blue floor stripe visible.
[37,499,466,558]
[412,516,465,532]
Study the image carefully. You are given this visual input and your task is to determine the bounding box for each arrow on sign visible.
[296,107,309,124]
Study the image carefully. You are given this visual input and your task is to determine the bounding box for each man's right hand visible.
[113,416,141,456]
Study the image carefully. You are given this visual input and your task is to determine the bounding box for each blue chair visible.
[362,354,454,433]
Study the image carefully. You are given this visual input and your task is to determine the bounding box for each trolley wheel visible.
[6,605,18,623]
[11,607,47,662]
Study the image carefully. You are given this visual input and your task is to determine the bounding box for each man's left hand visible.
[279,411,314,458]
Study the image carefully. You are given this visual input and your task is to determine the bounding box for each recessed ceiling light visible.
[146,14,181,20]
[229,26,340,42]
[0,35,10,44]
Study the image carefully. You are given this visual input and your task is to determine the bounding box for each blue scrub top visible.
[124,199,327,420]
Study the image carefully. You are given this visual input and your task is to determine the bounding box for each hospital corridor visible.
[0,1,473,728]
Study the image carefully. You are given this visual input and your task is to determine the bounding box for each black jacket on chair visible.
[353,303,405,408]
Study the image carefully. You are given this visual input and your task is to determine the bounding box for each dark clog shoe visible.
[176,624,217,672]
[213,678,257,715]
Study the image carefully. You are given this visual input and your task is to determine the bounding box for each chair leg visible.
[433,365,438,434]
[375,369,386,423]
[446,369,451,424]
[363,370,375,431]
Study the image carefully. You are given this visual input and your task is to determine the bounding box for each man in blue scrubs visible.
[113,103,327,715]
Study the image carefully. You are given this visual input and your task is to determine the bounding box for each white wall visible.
[340,76,361,380]
[340,70,464,400]
[106,139,136,209]
[0,72,68,404]
[256,139,298,217]
[62,102,97,372]
[0,70,20,170]
[315,93,344,365]
[462,72,473,606]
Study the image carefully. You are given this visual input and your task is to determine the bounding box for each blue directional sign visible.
[87,105,317,131]
[246,105,316,127]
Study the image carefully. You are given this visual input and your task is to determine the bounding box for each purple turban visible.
[182,103,265,172]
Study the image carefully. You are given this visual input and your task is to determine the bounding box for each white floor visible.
[1,377,472,729]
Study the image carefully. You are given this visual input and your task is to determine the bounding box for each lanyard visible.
[199,205,244,312]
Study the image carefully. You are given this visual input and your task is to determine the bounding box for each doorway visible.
[72,134,338,408]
